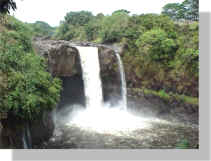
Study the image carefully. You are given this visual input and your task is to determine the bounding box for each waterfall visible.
[26,123,32,149]
[75,46,127,110]
[115,52,127,110]
[22,124,32,149]
[67,46,130,132]
[76,46,103,108]
[22,133,28,149]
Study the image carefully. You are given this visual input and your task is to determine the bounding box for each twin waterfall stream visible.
[76,46,127,110]
[65,46,138,133]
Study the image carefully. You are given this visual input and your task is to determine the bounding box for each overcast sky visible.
[12,0,184,27]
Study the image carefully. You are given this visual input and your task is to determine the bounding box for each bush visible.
[136,29,177,65]
[26,21,56,37]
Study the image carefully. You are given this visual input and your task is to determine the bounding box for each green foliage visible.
[55,11,94,41]
[136,29,177,64]
[99,12,130,43]
[123,19,198,97]
[112,9,130,15]
[26,21,56,37]
[54,10,132,43]
[4,16,33,52]
[141,88,198,106]
[0,17,62,120]
[54,23,69,40]
[85,20,101,41]
[137,14,175,32]
[162,3,186,20]
[64,11,93,26]
[183,0,199,21]
[162,0,198,21]
[176,139,190,149]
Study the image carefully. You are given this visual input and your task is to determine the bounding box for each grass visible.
[132,88,198,106]
[176,139,190,149]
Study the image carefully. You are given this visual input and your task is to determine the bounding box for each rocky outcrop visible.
[32,37,120,77]
[0,111,55,149]
[33,38,80,77]
[30,111,55,146]
[0,113,28,148]
[127,88,198,125]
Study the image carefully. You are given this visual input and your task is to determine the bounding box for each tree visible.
[162,0,198,21]
[27,21,55,37]
[112,9,130,15]
[99,11,130,43]
[64,11,93,26]
[182,0,199,21]
[136,29,177,64]
[162,3,185,20]
[0,0,16,14]
[0,16,62,120]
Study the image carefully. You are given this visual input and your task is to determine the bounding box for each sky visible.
[12,0,184,27]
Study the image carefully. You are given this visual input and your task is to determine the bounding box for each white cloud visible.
[12,0,184,26]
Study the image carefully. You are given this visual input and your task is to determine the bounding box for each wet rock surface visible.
[30,111,55,146]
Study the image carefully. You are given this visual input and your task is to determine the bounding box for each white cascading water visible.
[26,124,32,149]
[22,124,32,149]
[115,52,127,110]
[22,134,28,149]
[76,46,103,108]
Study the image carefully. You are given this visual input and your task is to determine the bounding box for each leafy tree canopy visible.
[162,3,185,20]
[162,0,198,21]
[64,11,94,26]
[136,29,177,64]
[112,9,130,15]
[26,21,56,37]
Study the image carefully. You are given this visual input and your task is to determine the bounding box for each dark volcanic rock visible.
[127,88,198,125]
[0,111,55,149]
[58,75,85,108]
[30,111,55,147]
[33,38,80,77]
[0,112,27,148]
[32,37,120,78]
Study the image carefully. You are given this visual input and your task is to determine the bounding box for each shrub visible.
[136,29,177,65]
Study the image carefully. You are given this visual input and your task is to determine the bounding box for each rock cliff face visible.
[32,37,119,78]
[33,38,80,77]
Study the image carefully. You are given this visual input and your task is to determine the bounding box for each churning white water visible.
[115,52,127,110]
[67,104,154,134]
[76,46,103,108]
